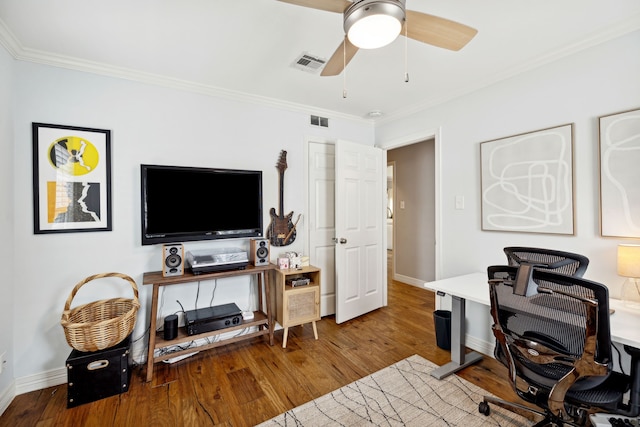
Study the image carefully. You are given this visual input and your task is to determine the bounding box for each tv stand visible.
[142,263,276,382]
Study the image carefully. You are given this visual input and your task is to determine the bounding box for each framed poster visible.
[599,108,640,238]
[480,123,575,235]
[32,123,112,234]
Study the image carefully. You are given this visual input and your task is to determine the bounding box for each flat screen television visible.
[140,164,263,245]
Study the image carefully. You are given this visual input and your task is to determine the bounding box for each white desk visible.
[608,299,640,349]
[424,272,640,380]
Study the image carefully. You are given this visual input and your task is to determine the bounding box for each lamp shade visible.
[344,0,405,49]
[617,244,640,277]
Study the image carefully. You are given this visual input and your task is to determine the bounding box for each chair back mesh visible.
[504,247,589,277]
[488,266,611,392]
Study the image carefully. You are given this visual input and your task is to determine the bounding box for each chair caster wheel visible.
[478,401,490,416]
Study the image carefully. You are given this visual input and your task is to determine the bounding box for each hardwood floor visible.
[1,255,524,426]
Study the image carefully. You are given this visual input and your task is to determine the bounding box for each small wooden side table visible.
[272,265,321,348]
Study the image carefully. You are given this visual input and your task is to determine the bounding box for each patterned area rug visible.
[258,354,531,426]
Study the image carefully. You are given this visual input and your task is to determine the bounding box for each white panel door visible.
[308,142,336,316]
[335,140,385,324]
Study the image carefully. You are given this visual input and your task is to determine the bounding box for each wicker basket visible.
[60,272,140,352]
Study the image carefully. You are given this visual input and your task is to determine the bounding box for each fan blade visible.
[404,10,477,51]
[321,37,359,76]
[277,0,351,13]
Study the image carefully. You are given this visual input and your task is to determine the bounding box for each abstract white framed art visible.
[480,123,575,235]
[599,108,640,238]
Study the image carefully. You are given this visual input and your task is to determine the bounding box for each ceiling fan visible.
[278,0,478,76]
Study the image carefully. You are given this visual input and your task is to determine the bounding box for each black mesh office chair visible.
[479,266,640,426]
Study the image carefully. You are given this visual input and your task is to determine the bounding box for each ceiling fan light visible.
[348,15,401,49]
[344,0,405,50]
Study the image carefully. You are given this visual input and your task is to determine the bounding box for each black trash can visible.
[433,310,451,350]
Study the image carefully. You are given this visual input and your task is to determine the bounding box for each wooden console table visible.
[142,263,276,382]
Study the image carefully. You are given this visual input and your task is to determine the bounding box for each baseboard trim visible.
[465,334,495,359]
[8,343,148,402]
[0,381,16,416]
[393,273,424,288]
[15,367,67,396]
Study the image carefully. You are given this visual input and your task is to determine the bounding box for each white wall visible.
[2,25,639,407]
[6,58,374,395]
[377,30,640,350]
[0,38,16,407]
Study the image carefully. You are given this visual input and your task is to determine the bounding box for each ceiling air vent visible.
[291,53,326,74]
[310,115,329,128]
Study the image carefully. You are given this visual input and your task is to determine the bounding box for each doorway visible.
[387,138,437,286]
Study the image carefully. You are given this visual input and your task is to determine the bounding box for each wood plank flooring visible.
[1,255,526,426]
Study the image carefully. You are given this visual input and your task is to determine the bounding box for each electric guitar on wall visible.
[267,150,297,246]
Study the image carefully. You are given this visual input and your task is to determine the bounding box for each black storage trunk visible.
[65,335,132,408]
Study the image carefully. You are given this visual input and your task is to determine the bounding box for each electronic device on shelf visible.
[184,302,243,336]
[140,164,263,245]
[286,277,310,287]
[185,248,249,274]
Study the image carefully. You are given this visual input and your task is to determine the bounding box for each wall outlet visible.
[0,351,5,375]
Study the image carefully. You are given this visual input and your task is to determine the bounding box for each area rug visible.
[258,354,531,426]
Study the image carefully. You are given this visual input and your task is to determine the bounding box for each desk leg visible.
[430,295,483,380]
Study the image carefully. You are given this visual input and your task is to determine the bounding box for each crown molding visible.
[0,18,370,126]
[2,13,638,126]
[378,13,640,124]
[0,17,20,58]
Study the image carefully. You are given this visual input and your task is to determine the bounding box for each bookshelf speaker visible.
[162,244,184,277]
[250,238,270,266]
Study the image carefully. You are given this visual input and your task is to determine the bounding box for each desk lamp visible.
[618,244,640,309]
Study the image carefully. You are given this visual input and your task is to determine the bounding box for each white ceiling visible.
[1,0,640,121]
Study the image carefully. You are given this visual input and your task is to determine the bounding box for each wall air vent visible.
[310,115,329,128]
[291,53,326,74]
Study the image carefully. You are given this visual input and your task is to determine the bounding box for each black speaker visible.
[250,238,270,266]
[163,314,178,340]
[162,244,184,277]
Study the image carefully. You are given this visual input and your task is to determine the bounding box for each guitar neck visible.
[278,170,285,216]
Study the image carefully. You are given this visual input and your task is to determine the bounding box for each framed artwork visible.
[32,123,112,234]
[480,123,575,235]
[599,108,640,238]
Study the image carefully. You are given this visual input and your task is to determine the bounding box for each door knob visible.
[339,238,347,244]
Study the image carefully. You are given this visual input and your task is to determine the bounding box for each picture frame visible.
[32,122,112,234]
[599,108,640,238]
[480,123,575,235]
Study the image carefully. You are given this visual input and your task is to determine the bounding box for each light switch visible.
[455,196,465,210]
[400,201,405,209]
